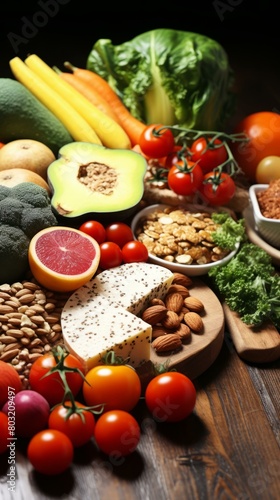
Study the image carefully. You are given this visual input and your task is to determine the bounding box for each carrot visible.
[53,66,121,124]
[64,61,147,146]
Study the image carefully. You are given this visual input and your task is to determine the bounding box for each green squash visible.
[47,142,147,224]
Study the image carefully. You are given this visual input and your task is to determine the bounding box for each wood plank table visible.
[1,320,279,500]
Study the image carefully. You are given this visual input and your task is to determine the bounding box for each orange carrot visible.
[64,61,146,146]
[53,66,121,124]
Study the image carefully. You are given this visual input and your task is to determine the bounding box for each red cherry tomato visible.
[200,171,236,206]
[99,241,123,269]
[83,364,141,412]
[165,146,190,170]
[79,220,106,244]
[105,222,134,248]
[94,410,141,457]
[48,401,96,447]
[27,429,74,475]
[231,111,280,182]
[145,372,196,422]
[167,161,203,196]
[0,412,9,454]
[122,241,149,263]
[139,124,175,159]
[28,350,85,407]
[190,137,228,173]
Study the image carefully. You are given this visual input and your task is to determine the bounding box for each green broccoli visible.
[0,183,58,284]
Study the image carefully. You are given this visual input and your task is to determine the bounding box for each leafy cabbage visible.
[87,29,235,130]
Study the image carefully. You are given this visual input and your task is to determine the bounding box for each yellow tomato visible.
[256,156,280,183]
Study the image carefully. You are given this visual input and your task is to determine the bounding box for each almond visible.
[164,292,184,313]
[183,312,204,333]
[152,333,182,353]
[141,305,168,325]
[151,326,169,339]
[174,322,191,342]
[149,298,165,307]
[184,296,204,313]
[166,284,190,299]
[172,273,193,288]
[161,310,181,330]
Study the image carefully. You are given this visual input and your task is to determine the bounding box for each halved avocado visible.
[47,142,147,224]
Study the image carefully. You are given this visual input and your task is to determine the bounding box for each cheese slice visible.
[61,263,174,372]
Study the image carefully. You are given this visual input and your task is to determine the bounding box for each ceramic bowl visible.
[249,184,280,250]
[131,204,239,276]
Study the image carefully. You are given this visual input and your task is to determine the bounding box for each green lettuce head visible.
[87,29,235,131]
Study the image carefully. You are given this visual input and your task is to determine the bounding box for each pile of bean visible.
[0,279,71,388]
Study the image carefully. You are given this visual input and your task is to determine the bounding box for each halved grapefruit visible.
[28,226,100,292]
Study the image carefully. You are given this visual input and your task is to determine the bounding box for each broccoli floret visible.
[0,197,29,227]
[0,182,58,284]
[21,206,58,238]
[0,225,30,283]
[11,182,50,208]
[0,185,11,202]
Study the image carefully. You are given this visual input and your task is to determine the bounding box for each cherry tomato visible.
[145,372,196,423]
[200,171,236,206]
[232,111,280,182]
[122,241,149,263]
[48,401,96,447]
[28,351,85,407]
[255,156,280,183]
[190,137,228,173]
[79,220,106,244]
[167,161,203,196]
[94,410,140,457]
[165,145,190,170]
[83,364,142,412]
[139,124,175,159]
[0,412,9,454]
[99,241,123,269]
[105,222,134,248]
[27,429,74,475]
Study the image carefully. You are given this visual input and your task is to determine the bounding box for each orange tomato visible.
[231,112,280,183]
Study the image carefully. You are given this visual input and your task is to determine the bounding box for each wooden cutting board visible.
[138,278,225,387]
[223,303,280,363]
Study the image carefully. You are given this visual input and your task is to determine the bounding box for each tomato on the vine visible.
[48,401,96,447]
[139,124,175,159]
[167,160,203,196]
[231,111,280,182]
[28,350,85,407]
[190,137,228,173]
[79,220,106,244]
[122,240,148,263]
[99,241,123,269]
[94,410,141,457]
[200,171,236,206]
[165,145,190,170]
[105,222,134,248]
[83,364,141,412]
[27,429,74,475]
[145,372,196,423]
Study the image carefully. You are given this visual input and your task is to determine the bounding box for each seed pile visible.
[0,279,70,388]
[257,179,280,220]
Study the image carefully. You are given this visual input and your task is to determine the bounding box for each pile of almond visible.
[141,272,205,354]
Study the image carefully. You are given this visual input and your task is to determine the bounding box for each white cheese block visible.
[61,263,174,372]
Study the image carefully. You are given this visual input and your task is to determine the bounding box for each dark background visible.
[0,0,279,130]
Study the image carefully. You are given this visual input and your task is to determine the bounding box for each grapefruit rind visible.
[28,226,100,292]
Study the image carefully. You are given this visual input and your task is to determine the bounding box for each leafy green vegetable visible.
[212,213,246,250]
[209,243,280,328]
[87,29,235,130]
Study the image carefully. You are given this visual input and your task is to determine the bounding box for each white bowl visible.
[249,184,280,250]
[131,204,239,277]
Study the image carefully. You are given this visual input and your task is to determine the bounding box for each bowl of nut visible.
[249,182,280,249]
[131,204,239,276]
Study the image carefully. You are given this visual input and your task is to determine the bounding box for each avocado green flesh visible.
[48,142,147,223]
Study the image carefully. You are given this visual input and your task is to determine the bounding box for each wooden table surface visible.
[0,4,280,499]
[0,330,279,500]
